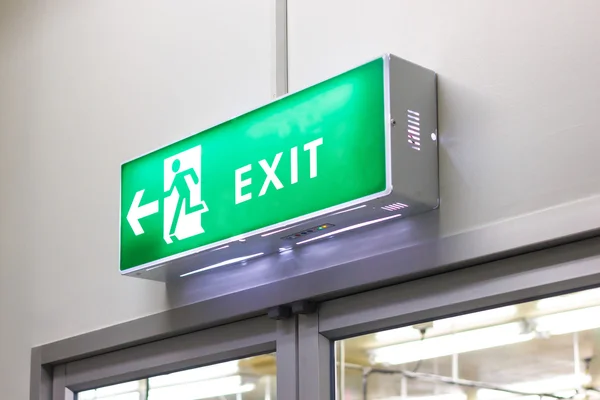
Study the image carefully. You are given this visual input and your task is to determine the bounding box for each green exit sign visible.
[120,54,438,280]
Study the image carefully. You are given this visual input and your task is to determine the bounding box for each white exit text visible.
[235,138,323,204]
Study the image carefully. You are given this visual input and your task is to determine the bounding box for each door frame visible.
[48,316,293,400]
[302,235,600,399]
[33,235,600,400]
[31,196,600,400]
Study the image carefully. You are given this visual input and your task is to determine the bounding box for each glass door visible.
[334,289,600,399]
[303,239,600,400]
[77,354,277,400]
[52,316,296,400]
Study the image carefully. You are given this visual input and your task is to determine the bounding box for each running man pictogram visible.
[163,146,208,244]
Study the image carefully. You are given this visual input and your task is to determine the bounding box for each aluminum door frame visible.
[46,316,298,400]
[299,235,600,400]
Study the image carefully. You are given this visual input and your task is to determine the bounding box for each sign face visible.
[120,58,387,272]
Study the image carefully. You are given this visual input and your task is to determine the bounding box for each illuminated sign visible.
[120,54,438,279]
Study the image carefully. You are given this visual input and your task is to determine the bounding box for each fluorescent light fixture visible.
[99,394,138,400]
[104,394,139,400]
[78,381,140,399]
[434,306,518,331]
[537,288,600,311]
[535,305,600,335]
[78,391,96,400]
[331,204,367,215]
[372,322,533,365]
[477,374,591,400]
[78,389,140,400]
[95,383,139,397]
[296,214,403,245]
[478,393,539,400]
[379,394,467,400]
[375,306,518,344]
[148,376,254,400]
[180,253,264,277]
[149,361,239,388]
[375,326,423,343]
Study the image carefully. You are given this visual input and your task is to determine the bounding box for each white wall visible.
[1,1,600,398]
[289,0,600,234]
[0,1,272,398]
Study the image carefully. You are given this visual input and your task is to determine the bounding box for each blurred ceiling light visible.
[477,374,591,400]
[535,305,600,335]
[375,326,422,343]
[78,391,140,400]
[375,306,518,344]
[148,375,254,400]
[537,288,600,311]
[478,394,543,400]
[378,394,467,400]
[78,381,140,399]
[372,322,533,365]
[435,306,518,331]
[149,360,239,388]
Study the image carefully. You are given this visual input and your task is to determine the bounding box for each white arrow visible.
[127,189,159,235]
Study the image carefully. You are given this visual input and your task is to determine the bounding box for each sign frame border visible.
[119,54,393,275]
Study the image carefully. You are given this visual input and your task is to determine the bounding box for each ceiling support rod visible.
[272,0,288,97]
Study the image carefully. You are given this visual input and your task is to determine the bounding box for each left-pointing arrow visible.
[127,189,159,235]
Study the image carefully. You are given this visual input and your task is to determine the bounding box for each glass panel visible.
[335,287,600,400]
[77,353,276,400]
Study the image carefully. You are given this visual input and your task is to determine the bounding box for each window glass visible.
[335,288,600,400]
[77,354,276,400]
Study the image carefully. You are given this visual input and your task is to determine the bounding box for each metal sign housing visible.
[120,54,438,281]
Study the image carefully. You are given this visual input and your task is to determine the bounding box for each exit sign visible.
[120,54,438,280]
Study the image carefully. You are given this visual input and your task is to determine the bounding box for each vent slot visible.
[407,110,421,151]
[381,202,409,212]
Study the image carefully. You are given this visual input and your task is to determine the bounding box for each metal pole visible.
[590,328,600,389]
[139,378,149,400]
[334,341,339,400]
[272,0,288,97]
[452,353,459,381]
[363,370,370,400]
[340,340,346,400]
[573,332,584,393]
[434,357,439,394]
[265,375,272,400]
